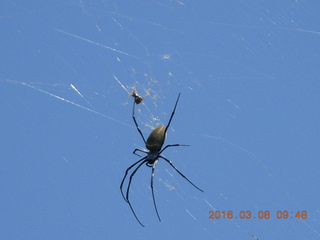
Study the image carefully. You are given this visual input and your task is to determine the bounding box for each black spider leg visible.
[150,159,161,222]
[120,157,146,202]
[125,159,148,227]
[132,101,146,144]
[160,156,204,192]
[164,93,181,135]
[160,144,189,154]
[133,148,148,157]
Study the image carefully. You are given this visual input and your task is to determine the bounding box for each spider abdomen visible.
[146,125,166,151]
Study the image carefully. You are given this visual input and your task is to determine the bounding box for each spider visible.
[120,93,203,227]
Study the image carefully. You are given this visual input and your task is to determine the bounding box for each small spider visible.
[120,93,203,227]
[130,90,144,104]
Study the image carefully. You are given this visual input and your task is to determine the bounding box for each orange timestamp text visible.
[208,210,307,219]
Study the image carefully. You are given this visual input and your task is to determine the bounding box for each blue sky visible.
[1,1,320,239]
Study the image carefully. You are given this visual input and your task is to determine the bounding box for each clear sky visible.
[1,1,320,239]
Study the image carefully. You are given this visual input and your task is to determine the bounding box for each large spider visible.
[120,93,203,227]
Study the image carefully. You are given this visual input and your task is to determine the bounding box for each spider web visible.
[1,1,320,239]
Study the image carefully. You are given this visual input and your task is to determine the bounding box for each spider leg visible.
[159,144,189,154]
[127,198,145,227]
[133,148,148,157]
[125,159,148,227]
[164,93,180,135]
[120,157,146,202]
[160,156,204,192]
[132,102,146,144]
[150,159,161,222]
